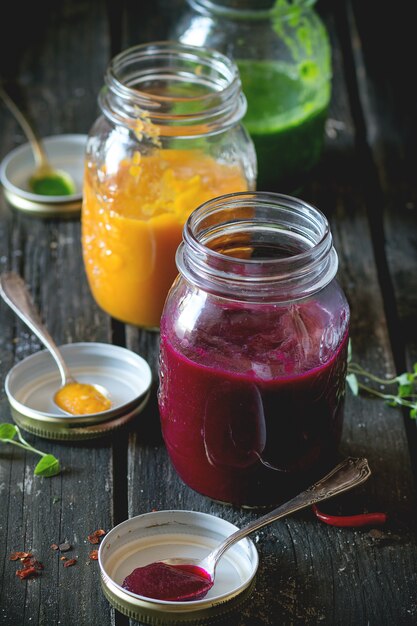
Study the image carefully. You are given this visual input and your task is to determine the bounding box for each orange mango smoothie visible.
[81,149,249,329]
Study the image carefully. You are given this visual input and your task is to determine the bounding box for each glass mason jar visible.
[172,0,332,192]
[158,191,349,507]
[81,42,256,330]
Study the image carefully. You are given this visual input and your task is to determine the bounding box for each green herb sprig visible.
[0,423,60,476]
[347,342,417,419]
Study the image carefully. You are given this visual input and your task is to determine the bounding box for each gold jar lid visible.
[4,342,152,441]
[98,510,259,624]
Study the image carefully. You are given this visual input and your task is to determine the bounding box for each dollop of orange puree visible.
[54,382,112,415]
[81,149,249,329]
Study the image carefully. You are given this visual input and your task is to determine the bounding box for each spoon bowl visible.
[0,272,111,416]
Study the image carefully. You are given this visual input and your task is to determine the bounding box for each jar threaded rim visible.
[177,191,338,303]
[98,41,247,138]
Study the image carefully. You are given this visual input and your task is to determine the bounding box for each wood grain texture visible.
[0,2,115,626]
[0,1,416,625]
[349,1,417,481]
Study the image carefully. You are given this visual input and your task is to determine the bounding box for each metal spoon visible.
[0,271,111,415]
[161,457,371,597]
[0,87,76,196]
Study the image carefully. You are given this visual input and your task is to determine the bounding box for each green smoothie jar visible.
[172,0,332,191]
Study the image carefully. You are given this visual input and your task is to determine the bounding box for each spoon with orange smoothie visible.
[0,272,111,415]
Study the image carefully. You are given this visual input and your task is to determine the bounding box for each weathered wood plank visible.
[1,1,416,625]
[0,2,116,625]
[350,0,417,479]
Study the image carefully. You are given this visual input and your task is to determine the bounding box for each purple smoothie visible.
[158,297,349,507]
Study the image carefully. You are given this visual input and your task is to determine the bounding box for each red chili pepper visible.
[312,504,387,527]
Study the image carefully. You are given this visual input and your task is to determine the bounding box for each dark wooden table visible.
[1,1,416,624]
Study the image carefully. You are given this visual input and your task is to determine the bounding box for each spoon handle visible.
[0,272,71,385]
[0,86,48,168]
[204,457,371,573]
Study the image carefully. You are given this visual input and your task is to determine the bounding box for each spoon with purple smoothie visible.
[122,457,371,601]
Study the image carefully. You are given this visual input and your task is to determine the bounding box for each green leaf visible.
[0,423,18,441]
[347,342,417,421]
[34,454,60,477]
[398,383,413,398]
[397,373,411,386]
[346,373,359,396]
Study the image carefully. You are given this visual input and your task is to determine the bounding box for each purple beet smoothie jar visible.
[158,192,350,507]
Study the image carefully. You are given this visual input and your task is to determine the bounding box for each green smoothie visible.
[238,59,331,191]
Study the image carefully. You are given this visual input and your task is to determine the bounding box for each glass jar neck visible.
[98,42,246,138]
[177,192,338,303]
[186,0,316,21]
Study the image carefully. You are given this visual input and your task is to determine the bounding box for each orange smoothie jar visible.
[82,42,257,329]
